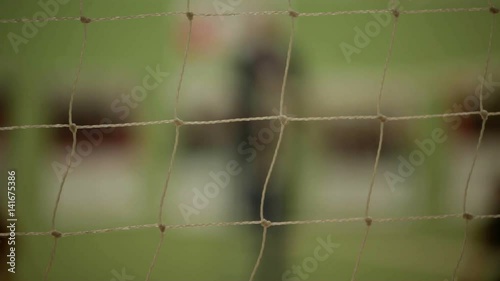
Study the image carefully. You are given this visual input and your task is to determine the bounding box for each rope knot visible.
[186,12,194,21]
[51,230,62,238]
[69,123,78,133]
[158,224,166,233]
[279,115,289,126]
[463,213,474,221]
[80,16,91,24]
[289,10,299,18]
[365,217,373,226]
[261,219,272,228]
[480,110,489,120]
[377,114,387,123]
[174,118,184,127]
[490,6,499,14]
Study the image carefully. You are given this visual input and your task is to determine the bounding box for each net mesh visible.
[0,1,499,281]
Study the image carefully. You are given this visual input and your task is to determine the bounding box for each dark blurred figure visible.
[482,178,500,281]
[233,19,302,281]
[181,18,303,280]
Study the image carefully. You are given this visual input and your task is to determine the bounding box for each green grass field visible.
[1,0,500,280]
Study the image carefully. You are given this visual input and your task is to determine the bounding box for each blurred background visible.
[1,0,500,280]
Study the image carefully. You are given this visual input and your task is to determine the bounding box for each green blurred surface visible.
[1,0,500,280]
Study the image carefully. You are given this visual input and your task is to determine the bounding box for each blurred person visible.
[232,18,303,281]
[180,15,304,279]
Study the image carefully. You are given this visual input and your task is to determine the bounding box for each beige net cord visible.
[452,3,497,280]
[1,214,499,238]
[0,7,494,23]
[4,112,500,132]
[144,1,193,280]
[0,3,499,281]
[350,9,400,281]
[42,1,89,280]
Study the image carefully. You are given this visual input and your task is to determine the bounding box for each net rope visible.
[144,1,193,279]
[1,214,499,238]
[43,1,89,280]
[0,1,499,281]
[0,7,494,24]
[3,111,500,132]
[350,8,400,281]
